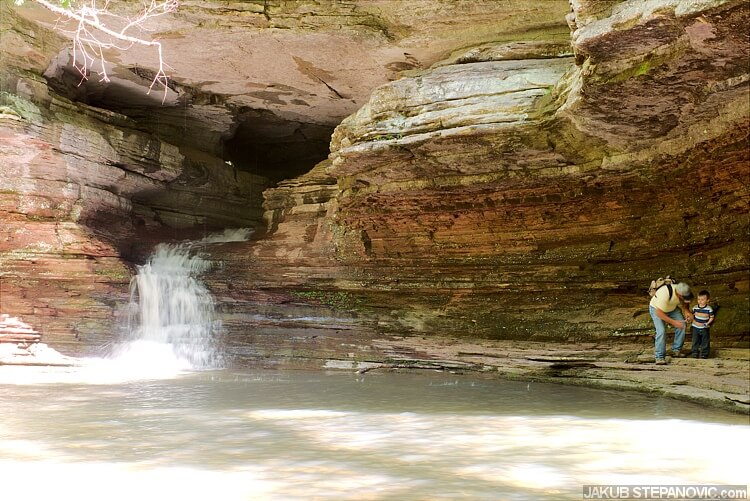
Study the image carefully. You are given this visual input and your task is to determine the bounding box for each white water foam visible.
[120,242,218,368]
[197,227,254,244]
[0,228,252,384]
[110,228,253,373]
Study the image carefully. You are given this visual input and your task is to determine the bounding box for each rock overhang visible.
[8,0,574,181]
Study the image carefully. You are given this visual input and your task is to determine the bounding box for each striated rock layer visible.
[213,0,749,361]
[0,0,748,364]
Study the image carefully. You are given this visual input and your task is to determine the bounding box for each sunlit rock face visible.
[0,0,748,355]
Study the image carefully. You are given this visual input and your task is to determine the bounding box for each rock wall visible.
[218,0,749,355]
[0,0,748,360]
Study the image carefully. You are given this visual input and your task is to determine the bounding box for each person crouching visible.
[649,282,694,365]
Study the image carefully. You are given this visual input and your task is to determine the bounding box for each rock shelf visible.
[366,336,750,415]
[0,314,41,344]
[0,314,79,367]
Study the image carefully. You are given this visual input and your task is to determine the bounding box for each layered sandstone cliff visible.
[0,0,747,360]
[220,0,749,349]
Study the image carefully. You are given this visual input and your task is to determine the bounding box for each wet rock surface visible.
[366,337,750,414]
[220,309,749,414]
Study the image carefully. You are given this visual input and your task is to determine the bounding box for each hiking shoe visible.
[655,358,667,365]
[672,351,684,358]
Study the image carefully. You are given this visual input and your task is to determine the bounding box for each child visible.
[691,290,715,359]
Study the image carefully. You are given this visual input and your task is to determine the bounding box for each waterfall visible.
[114,228,252,371]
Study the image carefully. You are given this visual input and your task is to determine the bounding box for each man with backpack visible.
[649,281,694,365]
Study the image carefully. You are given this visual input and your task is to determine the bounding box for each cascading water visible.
[113,228,252,372]
[124,243,219,369]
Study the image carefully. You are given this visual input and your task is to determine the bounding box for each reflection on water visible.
[0,369,748,500]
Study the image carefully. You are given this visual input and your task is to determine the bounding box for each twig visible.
[30,0,178,102]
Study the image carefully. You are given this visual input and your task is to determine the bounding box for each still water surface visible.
[1,368,747,500]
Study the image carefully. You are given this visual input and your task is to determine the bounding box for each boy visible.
[691,290,715,359]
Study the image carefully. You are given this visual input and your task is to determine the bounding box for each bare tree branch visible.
[28,0,178,102]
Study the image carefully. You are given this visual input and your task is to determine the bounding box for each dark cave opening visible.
[223,110,334,184]
[38,54,342,259]
[44,63,334,186]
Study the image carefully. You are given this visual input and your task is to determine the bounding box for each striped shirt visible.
[691,304,715,329]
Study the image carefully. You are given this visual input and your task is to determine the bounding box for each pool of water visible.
[0,368,747,500]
